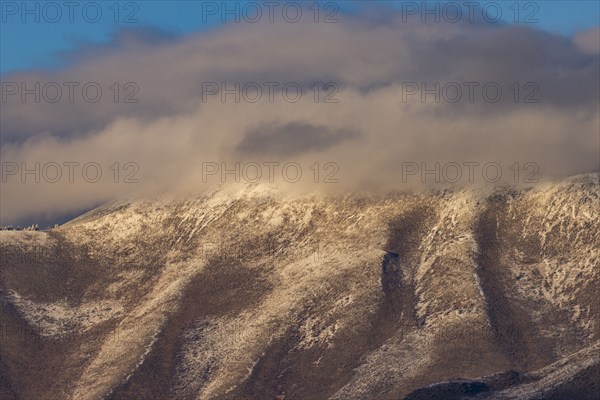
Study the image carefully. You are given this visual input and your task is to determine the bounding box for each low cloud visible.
[237,122,359,157]
[1,9,598,225]
[574,27,600,54]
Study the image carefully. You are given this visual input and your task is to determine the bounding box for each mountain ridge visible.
[1,174,598,399]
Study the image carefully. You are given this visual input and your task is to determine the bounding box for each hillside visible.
[1,175,599,400]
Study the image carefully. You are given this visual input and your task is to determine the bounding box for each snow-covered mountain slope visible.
[0,175,598,400]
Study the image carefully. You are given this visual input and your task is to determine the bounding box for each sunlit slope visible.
[1,175,598,400]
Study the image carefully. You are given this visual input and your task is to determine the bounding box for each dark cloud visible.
[237,122,359,157]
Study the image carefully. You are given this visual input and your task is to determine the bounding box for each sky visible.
[2,1,599,74]
[0,1,599,226]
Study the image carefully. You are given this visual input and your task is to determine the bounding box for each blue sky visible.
[1,0,599,75]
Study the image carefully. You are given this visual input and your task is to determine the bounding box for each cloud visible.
[236,122,359,157]
[574,27,600,54]
[1,9,598,224]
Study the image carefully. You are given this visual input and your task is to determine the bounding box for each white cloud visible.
[1,13,598,224]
